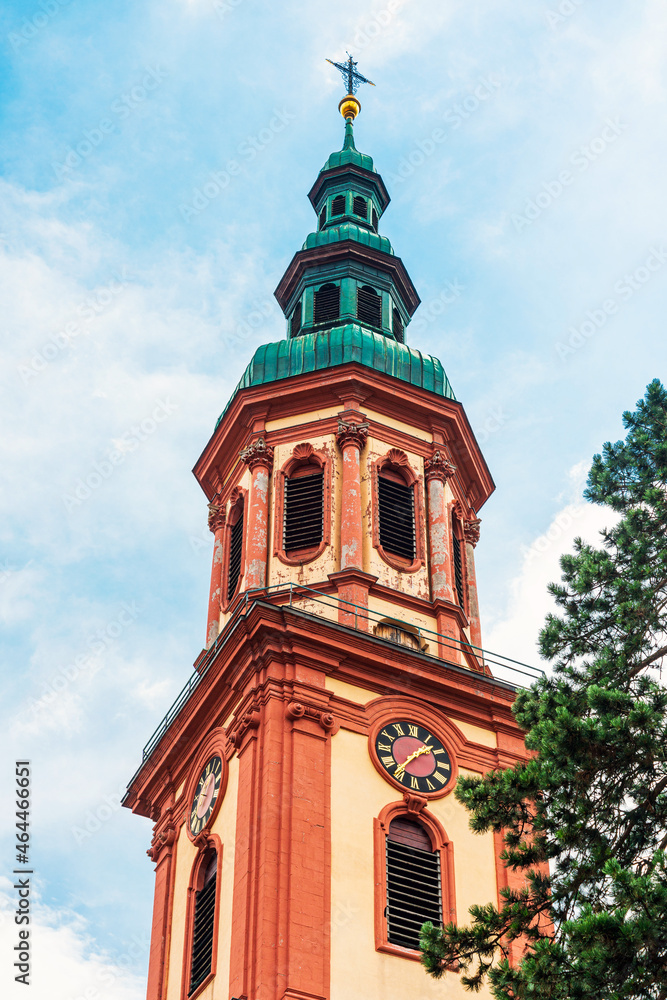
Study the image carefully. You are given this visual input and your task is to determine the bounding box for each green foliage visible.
[421,380,667,998]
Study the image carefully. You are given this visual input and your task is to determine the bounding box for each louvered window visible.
[357,285,382,328]
[386,818,442,951]
[314,283,340,324]
[290,301,302,337]
[189,853,217,994]
[332,194,345,216]
[392,308,404,343]
[452,522,465,608]
[378,474,415,562]
[353,195,367,219]
[372,206,379,231]
[319,206,327,230]
[227,505,244,601]
[284,468,324,552]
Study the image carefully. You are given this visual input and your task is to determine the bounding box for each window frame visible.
[180,837,223,1000]
[373,802,456,962]
[451,508,468,613]
[273,443,331,566]
[220,488,247,611]
[372,449,425,573]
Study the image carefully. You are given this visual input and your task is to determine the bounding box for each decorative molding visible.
[147,822,176,863]
[286,700,336,732]
[207,496,226,533]
[336,419,369,451]
[385,447,409,468]
[424,450,457,484]
[229,708,261,748]
[463,517,482,548]
[403,792,427,815]
[291,442,315,461]
[239,437,274,473]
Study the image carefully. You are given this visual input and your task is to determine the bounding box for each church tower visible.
[123,66,531,1000]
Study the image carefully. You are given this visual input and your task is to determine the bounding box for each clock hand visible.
[394,744,432,779]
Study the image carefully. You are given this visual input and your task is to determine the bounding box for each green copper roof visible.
[302,222,393,255]
[216,326,455,427]
[320,120,375,174]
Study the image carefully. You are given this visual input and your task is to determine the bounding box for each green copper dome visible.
[216,326,455,427]
[320,120,376,173]
[302,222,394,255]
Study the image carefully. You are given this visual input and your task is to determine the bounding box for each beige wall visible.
[330,727,497,1000]
[164,755,239,1000]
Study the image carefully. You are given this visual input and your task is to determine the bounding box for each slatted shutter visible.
[314,283,340,324]
[319,206,327,230]
[378,474,415,561]
[353,195,367,219]
[331,194,345,216]
[227,505,244,601]
[386,818,442,950]
[372,206,379,231]
[284,467,324,552]
[357,285,382,328]
[392,307,404,343]
[452,519,465,608]
[290,301,302,337]
[189,852,217,994]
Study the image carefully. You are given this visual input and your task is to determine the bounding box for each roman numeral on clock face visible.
[375,721,453,794]
[408,724,419,737]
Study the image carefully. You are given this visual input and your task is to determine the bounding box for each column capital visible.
[464,518,482,548]
[424,450,457,483]
[207,496,226,533]
[336,419,369,452]
[240,436,274,473]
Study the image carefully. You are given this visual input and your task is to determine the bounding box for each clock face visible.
[374,721,452,794]
[189,755,224,835]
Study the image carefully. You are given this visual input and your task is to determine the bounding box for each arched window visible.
[275,444,330,566]
[353,195,367,219]
[385,817,442,951]
[284,462,324,552]
[371,206,379,231]
[290,300,302,337]
[451,513,466,609]
[378,469,415,562]
[314,282,340,324]
[357,284,382,328]
[226,496,244,602]
[331,194,345,216]
[318,206,327,230]
[189,851,217,995]
[392,307,404,344]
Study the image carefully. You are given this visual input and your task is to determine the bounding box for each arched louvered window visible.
[378,470,415,562]
[284,464,324,552]
[386,818,442,951]
[314,283,340,324]
[357,284,382,328]
[372,206,379,231]
[452,515,466,609]
[319,206,327,230]
[189,852,217,995]
[331,194,345,216]
[226,498,244,602]
[353,195,367,219]
[290,300,302,337]
[392,308,404,344]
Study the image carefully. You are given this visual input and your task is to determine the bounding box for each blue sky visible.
[2,0,666,996]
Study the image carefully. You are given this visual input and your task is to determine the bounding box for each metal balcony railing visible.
[135,583,544,772]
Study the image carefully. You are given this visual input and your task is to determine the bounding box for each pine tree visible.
[421,380,667,999]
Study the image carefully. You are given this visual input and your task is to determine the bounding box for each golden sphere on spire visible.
[338,94,361,121]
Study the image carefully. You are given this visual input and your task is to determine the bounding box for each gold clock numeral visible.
[380,730,395,742]
[381,755,396,768]
[378,742,391,752]
[434,748,445,755]
[393,723,405,736]
[410,776,419,790]
[408,724,419,737]
[433,771,447,784]
[426,779,435,791]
